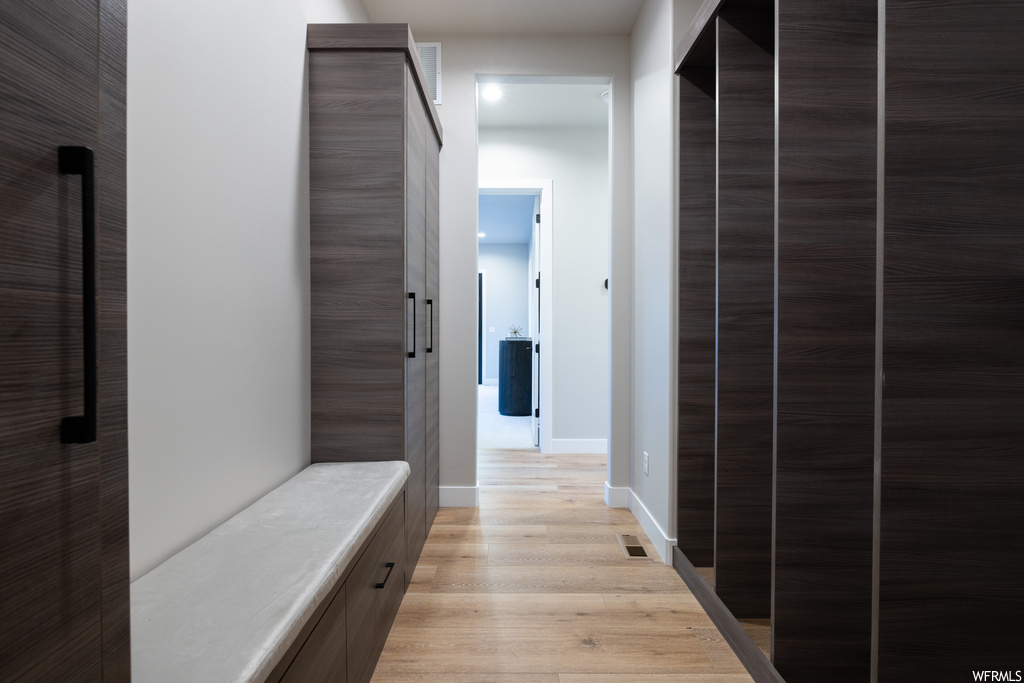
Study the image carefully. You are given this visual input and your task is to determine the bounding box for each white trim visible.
[480,178,553,455]
[548,438,607,454]
[629,489,676,565]
[482,378,498,387]
[478,268,487,386]
[439,485,479,508]
[604,481,630,508]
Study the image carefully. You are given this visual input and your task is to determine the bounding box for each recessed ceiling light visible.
[478,232,486,238]
[601,90,610,103]
[481,84,503,102]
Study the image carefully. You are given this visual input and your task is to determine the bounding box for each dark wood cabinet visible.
[0,1,128,679]
[307,24,443,572]
[275,495,407,683]
[674,0,1024,680]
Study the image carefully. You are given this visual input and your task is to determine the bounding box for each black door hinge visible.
[535,213,541,224]
[535,343,539,353]
[535,276,540,289]
[535,408,540,418]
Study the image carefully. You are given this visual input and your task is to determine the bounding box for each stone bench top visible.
[131,460,410,683]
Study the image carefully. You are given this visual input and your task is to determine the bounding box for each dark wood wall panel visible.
[425,129,441,529]
[97,0,130,677]
[310,51,407,463]
[879,1,1024,678]
[676,35,717,569]
[714,2,775,619]
[772,2,877,680]
[405,66,427,564]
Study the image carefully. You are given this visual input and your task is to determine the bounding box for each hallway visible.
[370,447,754,681]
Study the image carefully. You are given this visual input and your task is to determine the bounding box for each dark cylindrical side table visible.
[498,338,532,416]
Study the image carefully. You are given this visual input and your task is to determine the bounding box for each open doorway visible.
[477,184,549,450]
[475,77,611,458]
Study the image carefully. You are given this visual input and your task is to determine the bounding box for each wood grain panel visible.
[676,29,717,568]
[772,2,877,681]
[0,2,115,679]
[673,549,784,683]
[280,589,347,683]
[425,127,440,531]
[405,66,428,567]
[97,0,130,678]
[307,24,443,146]
[879,1,1024,678]
[347,497,407,683]
[714,2,775,619]
[310,50,407,463]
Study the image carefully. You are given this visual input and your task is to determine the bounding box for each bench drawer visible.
[346,493,406,683]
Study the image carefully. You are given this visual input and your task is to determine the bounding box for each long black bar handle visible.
[59,146,97,444]
[374,562,395,589]
[407,292,416,358]
[426,299,434,353]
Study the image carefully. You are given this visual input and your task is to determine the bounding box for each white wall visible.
[629,0,702,563]
[418,33,633,498]
[480,127,610,444]
[478,243,531,382]
[127,0,369,580]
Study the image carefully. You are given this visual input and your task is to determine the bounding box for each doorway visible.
[475,77,611,461]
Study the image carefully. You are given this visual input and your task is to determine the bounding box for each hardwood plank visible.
[601,593,716,628]
[435,507,638,527]
[562,676,751,683]
[879,0,1024,678]
[772,2,878,681]
[714,2,775,619]
[545,524,654,545]
[416,543,488,566]
[374,674,557,683]
[429,565,688,594]
[374,627,713,674]
[393,594,610,629]
[426,525,548,544]
[486,543,654,567]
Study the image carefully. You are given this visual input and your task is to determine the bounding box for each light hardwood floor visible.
[370,448,754,682]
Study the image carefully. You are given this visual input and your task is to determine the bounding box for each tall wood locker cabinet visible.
[674,0,1024,681]
[0,0,129,679]
[307,24,442,571]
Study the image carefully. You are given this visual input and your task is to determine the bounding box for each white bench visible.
[131,461,410,683]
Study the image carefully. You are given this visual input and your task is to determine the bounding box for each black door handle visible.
[374,562,395,589]
[426,299,433,353]
[408,292,416,358]
[59,146,97,444]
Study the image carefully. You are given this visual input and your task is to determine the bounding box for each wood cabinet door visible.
[424,127,441,529]
[0,1,121,678]
[404,66,428,565]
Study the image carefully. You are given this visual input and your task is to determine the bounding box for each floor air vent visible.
[617,534,648,558]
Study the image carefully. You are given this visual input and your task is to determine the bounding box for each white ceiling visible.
[362,0,645,36]
[478,81,610,128]
[478,194,536,245]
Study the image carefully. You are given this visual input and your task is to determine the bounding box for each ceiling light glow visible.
[478,232,486,238]
[481,84,503,102]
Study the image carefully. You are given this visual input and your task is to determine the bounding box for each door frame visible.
[479,178,553,453]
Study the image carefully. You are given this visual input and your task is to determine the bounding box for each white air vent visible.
[416,42,442,105]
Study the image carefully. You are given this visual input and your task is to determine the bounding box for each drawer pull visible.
[374,562,395,589]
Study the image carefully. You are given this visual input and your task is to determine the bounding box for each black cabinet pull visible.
[426,299,433,353]
[59,146,97,444]
[374,562,395,589]
[408,292,416,358]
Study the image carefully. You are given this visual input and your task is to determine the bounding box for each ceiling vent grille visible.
[416,42,442,105]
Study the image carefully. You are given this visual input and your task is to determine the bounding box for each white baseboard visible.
[439,485,479,508]
[629,490,676,565]
[482,378,498,387]
[547,438,607,454]
[604,482,630,508]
